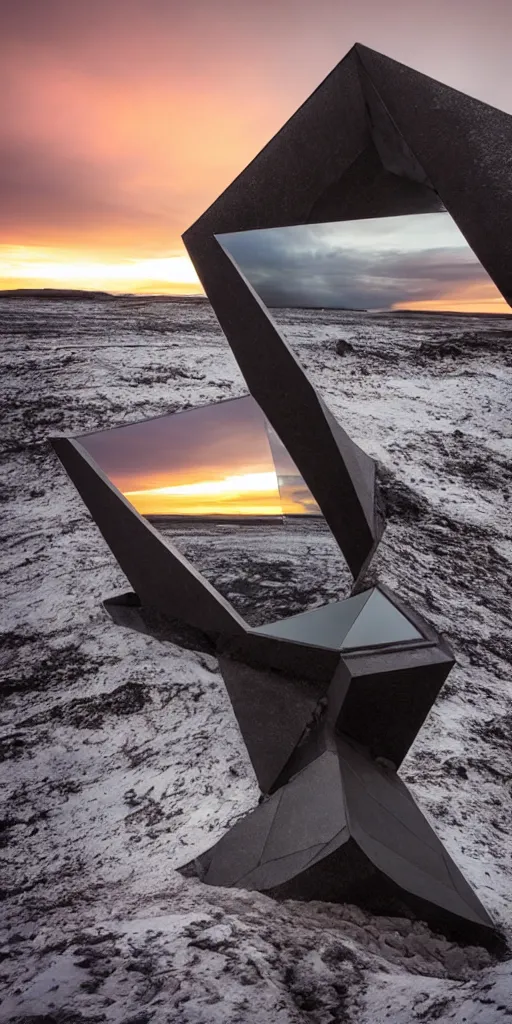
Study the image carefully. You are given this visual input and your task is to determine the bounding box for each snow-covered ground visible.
[1,295,511,1022]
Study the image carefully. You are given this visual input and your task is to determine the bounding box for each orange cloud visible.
[0,36,288,289]
[0,37,286,264]
[393,279,511,314]
[3,4,511,299]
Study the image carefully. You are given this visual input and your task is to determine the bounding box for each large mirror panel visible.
[80,396,288,520]
[76,398,345,626]
[218,212,511,314]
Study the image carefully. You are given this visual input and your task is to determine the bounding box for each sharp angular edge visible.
[266,629,452,789]
[333,641,455,767]
[307,139,443,224]
[195,737,494,939]
[182,241,381,577]
[203,793,283,887]
[183,39,512,577]
[200,751,346,889]
[182,48,385,578]
[184,47,369,237]
[261,750,346,860]
[355,43,512,306]
[50,437,246,636]
[251,589,372,646]
[217,628,341,685]
[218,655,323,794]
[339,736,495,931]
[373,582,445,644]
[238,844,329,891]
[357,58,436,187]
[341,589,423,650]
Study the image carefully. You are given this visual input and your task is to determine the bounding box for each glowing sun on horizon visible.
[0,245,202,294]
[124,470,286,516]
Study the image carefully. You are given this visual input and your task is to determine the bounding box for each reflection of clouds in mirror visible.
[218,213,511,314]
[266,420,321,515]
[393,278,507,314]
[78,395,319,518]
[277,476,321,516]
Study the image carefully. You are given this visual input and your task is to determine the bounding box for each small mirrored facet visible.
[252,591,372,647]
[341,589,422,650]
[266,421,321,515]
[252,588,422,650]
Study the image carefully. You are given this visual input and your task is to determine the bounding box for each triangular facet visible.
[252,590,372,648]
[342,589,422,651]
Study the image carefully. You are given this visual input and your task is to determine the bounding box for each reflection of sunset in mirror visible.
[125,471,283,516]
[78,396,319,518]
[392,280,511,314]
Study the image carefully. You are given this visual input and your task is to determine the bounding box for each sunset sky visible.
[1,0,511,302]
[79,396,319,517]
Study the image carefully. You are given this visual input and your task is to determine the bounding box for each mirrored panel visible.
[253,590,370,647]
[76,398,339,627]
[79,395,321,520]
[341,589,421,650]
[218,212,511,314]
[253,588,422,651]
[266,422,321,516]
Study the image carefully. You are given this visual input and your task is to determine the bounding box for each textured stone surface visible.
[3,295,511,1021]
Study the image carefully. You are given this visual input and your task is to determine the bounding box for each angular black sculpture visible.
[183,44,511,580]
[196,735,493,942]
[50,42,511,941]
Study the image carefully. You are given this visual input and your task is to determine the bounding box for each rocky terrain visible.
[1,295,511,1022]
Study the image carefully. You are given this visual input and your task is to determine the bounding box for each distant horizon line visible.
[146,511,325,525]
[1,285,511,316]
[0,285,206,300]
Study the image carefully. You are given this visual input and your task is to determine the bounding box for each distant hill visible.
[0,288,115,301]
[1,289,509,316]
[0,288,208,302]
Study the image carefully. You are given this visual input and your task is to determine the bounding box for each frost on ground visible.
[0,295,511,1023]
